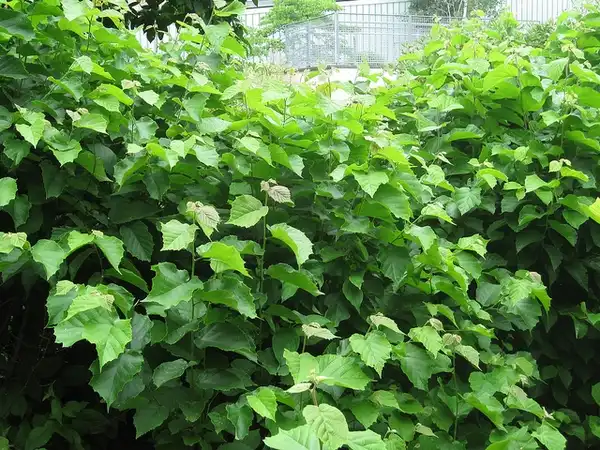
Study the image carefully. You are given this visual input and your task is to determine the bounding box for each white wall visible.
[505,0,573,22]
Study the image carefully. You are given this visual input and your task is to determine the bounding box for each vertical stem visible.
[452,353,459,441]
[311,386,319,406]
[258,193,269,293]
[302,336,307,353]
[189,234,197,385]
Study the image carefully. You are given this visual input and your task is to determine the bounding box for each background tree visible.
[409,0,502,17]
[126,0,257,41]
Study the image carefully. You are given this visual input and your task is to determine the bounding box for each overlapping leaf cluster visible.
[0,1,597,450]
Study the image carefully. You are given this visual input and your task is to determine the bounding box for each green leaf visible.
[269,223,313,266]
[64,286,113,320]
[532,422,566,450]
[24,421,56,450]
[247,387,277,421]
[73,113,108,134]
[120,222,154,262]
[226,402,253,440]
[138,90,160,106]
[89,351,144,408]
[303,404,349,450]
[84,319,132,369]
[267,263,323,296]
[0,177,17,207]
[408,326,442,356]
[285,351,370,390]
[198,274,256,318]
[227,195,269,228]
[349,331,391,376]
[4,138,30,166]
[31,239,66,279]
[153,359,189,387]
[464,393,505,430]
[160,219,198,251]
[195,323,257,361]
[0,56,28,79]
[350,402,379,428]
[0,9,35,40]
[370,390,399,409]
[454,187,482,215]
[264,425,321,450]
[182,94,208,122]
[420,203,454,224]
[197,241,250,277]
[369,313,402,334]
[592,383,600,405]
[398,343,451,390]
[62,0,90,21]
[343,278,363,310]
[142,263,203,316]
[483,64,518,90]
[92,232,124,272]
[347,430,386,450]
[406,225,437,252]
[505,386,543,418]
[354,171,389,197]
[374,184,412,220]
[134,402,170,438]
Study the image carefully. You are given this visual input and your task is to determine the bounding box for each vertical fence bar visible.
[307,22,312,68]
[334,11,339,66]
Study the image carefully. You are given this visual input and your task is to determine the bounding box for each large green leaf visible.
[247,387,277,421]
[303,404,349,450]
[397,343,451,390]
[197,241,250,276]
[532,422,566,450]
[347,430,386,450]
[269,223,313,266]
[349,331,391,376]
[83,319,132,369]
[160,219,198,251]
[142,263,203,316]
[194,322,257,361]
[120,222,154,262]
[0,177,17,207]
[153,359,189,387]
[198,274,257,318]
[31,239,66,279]
[93,232,124,272]
[285,350,370,390]
[134,402,170,438]
[353,171,389,197]
[89,351,144,408]
[264,425,321,450]
[227,195,269,228]
[266,263,323,296]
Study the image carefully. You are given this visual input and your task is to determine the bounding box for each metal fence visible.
[273,13,449,68]
[138,0,576,67]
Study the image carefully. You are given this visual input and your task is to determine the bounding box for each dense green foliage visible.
[3,2,600,450]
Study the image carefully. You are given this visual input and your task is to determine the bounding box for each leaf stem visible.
[310,386,319,406]
[452,353,459,441]
[258,193,269,293]
[189,234,197,385]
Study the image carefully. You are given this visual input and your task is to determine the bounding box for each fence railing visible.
[269,13,451,68]
[138,0,574,68]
